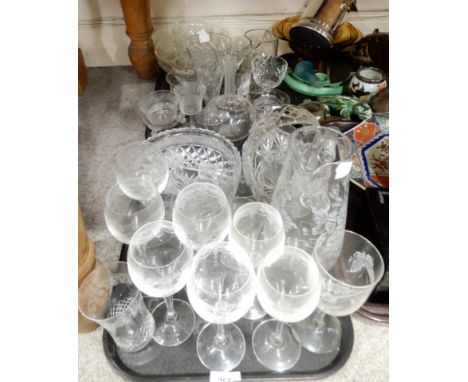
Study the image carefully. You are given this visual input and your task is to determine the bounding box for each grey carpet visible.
[78,66,388,382]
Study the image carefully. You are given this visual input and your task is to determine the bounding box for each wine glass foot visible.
[243,297,267,320]
[196,323,246,371]
[152,299,195,346]
[292,313,342,354]
[252,319,301,372]
[252,89,290,114]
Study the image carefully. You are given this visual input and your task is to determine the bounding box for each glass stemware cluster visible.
[78,24,387,376]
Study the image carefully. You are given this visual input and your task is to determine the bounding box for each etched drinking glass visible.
[252,246,321,372]
[104,180,165,244]
[172,182,231,251]
[186,241,256,371]
[78,261,155,353]
[113,140,169,199]
[229,202,285,319]
[174,80,206,126]
[127,220,195,346]
[292,230,385,354]
[251,55,289,114]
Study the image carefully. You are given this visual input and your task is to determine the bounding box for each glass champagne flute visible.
[104,180,165,244]
[187,241,256,371]
[293,230,385,354]
[172,182,231,251]
[229,202,285,319]
[252,246,321,372]
[127,220,195,346]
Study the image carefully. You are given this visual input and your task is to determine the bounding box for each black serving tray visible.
[103,242,354,381]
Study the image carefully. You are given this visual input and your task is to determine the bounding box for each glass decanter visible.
[271,126,354,254]
[203,54,256,143]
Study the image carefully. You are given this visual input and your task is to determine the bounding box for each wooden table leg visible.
[120,0,158,79]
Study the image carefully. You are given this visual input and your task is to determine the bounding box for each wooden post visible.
[120,0,158,79]
[78,48,88,96]
[78,204,98,333]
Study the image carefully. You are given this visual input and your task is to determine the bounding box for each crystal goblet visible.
[251,55,289,114]
[187,241,256,371]
[253,246,321,372]
[229,202,285,320]
[128,220,195,346]
[292,230,385,354]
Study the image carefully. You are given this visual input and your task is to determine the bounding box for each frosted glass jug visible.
[271,126,353,253]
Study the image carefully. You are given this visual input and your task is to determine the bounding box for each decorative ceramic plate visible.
[345,113,389,189]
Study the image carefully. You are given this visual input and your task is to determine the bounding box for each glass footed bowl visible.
[242,105,319,202]
[148,127,242,215]
[204,95,257,143]
[154,22,230,78]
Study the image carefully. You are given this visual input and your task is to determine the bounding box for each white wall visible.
[78,0,388,67]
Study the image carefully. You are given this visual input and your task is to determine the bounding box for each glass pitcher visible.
[271,126,354,254]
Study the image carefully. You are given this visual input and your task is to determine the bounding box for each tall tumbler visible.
[271,126,354,254]
[78,261,155,353]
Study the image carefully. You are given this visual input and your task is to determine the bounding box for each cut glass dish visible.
[242,105,318,202]
[148,128,242,215]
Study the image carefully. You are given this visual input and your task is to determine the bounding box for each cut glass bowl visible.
[149,127,242,215]
[242,105,318,202]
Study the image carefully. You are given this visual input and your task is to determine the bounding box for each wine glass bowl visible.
[113,140,169,198]
[315,230,385,316]
[187,241,256,371]
[104,180,165,244]
[252,245,321,372]
[127,220,195,347]
[229,202,285,269]
[172,182,232,251]
[292,230,385,355]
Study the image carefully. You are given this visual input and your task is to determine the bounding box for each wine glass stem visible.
[214,324,227,348]
[312,309,326,326]
[189,114,195,124]
[164,296,178,322]
[271,321,285,348]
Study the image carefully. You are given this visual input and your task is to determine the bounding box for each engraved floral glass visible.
[271,126,354,254]
[187,241,256,371]
[252,246,321,372]
[78,261,155,353]
[292,230,385,354]
[128,220,195,347]
[174,80,206,126]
